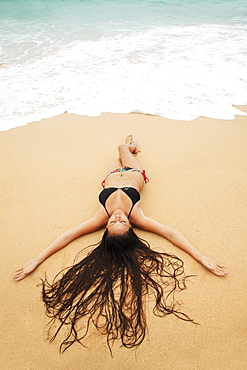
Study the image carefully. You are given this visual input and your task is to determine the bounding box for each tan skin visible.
[13,135,228,281]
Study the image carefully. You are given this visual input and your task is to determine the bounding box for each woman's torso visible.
[103,170,145,191]
[99,187,140,218]
[96,169,146,226]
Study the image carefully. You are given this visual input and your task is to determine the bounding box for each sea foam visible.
[0,0,247,131]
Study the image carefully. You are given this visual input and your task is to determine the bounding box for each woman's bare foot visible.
[125,135,141,154]
[125,135,133,145]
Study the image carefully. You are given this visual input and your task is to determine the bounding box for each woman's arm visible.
[13,211,106,281]
[134,215,228,277]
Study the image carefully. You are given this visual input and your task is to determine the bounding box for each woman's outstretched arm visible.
[134,214,228,277]
[13,211,106,281]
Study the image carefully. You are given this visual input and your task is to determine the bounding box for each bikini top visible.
[99,187,140,218]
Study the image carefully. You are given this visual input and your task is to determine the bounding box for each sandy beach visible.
[1,108,247,369]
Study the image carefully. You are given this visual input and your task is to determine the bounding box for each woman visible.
[13,135,227,352]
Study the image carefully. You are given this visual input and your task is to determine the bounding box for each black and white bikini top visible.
[99,187,140,218]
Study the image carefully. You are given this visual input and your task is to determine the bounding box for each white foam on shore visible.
[1,22,247,131]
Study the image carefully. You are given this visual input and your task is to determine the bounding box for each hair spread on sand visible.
[41,228,194,353]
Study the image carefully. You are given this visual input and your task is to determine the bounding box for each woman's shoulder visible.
[129,204,145,226]
[93,206,109,228]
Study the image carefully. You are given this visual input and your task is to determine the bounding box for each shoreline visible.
[1,104,247,133]
[1,110,247,369]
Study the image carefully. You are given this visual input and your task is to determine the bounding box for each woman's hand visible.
[13,259,39,281]
[200,255,228,276]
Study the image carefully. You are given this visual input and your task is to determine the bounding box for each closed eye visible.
[109,221,127,225]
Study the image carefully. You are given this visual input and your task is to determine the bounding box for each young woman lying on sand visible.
[14,135,227,352]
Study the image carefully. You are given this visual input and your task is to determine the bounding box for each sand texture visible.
[1,109,247,369]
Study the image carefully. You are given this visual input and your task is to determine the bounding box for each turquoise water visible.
[0,0,247,130]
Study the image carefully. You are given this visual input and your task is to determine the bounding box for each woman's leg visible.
[105,135,142,174]
[118,135,143,171]
[102,136,145,188]
[105,159,122,174]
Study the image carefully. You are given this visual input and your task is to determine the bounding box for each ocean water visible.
[0,0,247,131]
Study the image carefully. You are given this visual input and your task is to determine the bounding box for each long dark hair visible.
[42,228,194,353]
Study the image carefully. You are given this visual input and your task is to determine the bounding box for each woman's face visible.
[106,210,131,235]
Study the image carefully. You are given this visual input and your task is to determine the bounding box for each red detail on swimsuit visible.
[142,170,149,184]
[101,167,149,188]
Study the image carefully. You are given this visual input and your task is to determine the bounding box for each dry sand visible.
[1,108,247,369]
